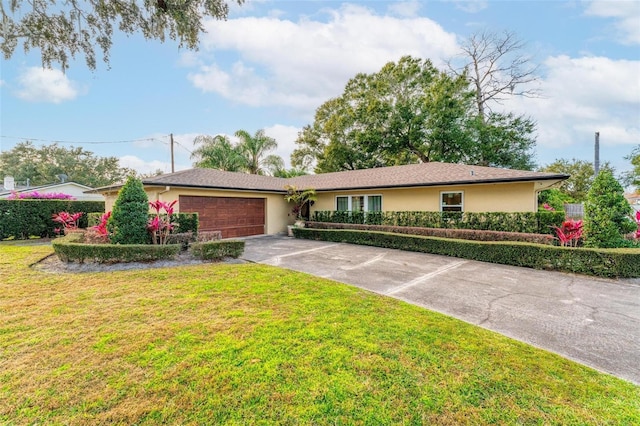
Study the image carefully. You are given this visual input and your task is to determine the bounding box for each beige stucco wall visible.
[103,186,292,235]
[311,181,539,214]
[101,179,559,235]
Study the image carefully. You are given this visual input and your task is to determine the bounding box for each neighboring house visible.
[95,162,568,238]
[0,179,105,202]
[625,193,640,212]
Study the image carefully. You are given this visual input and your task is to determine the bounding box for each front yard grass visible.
[1,244,638,424]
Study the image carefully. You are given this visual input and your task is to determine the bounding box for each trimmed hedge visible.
[172,213,199,235]
[306,222,555,245]
[166,232,195,251]
[312,210,565,235]
[0,200,105,240]
[87,212,199,235]
[191,240,245,260]
[293,228,640,278]
[52,233,180,264]
[197,230,222,242]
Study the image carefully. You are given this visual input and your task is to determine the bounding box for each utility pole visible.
[594,132,600,175]
[170,133,175,173]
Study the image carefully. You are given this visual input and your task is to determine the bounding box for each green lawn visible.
[1,244,638,425]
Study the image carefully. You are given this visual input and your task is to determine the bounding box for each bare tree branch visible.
[447,29,541,120]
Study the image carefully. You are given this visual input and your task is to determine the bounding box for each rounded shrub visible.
[583,170,635,248]
[108,176,150,244]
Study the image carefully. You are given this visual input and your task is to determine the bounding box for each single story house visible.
[1,179,105,202]
[95,162,568,238]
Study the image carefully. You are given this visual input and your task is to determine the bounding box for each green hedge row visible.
[191,240,245,260]
[173,213,199,235]
[311,210,565,235]
[87,212,199,235]
[0,200,105,240]
[293,228,640,278]
[306,222,555,245]
[52,233,181,263]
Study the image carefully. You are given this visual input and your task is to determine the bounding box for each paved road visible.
[241,235,640,385]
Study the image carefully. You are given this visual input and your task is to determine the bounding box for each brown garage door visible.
[179,196,265,238]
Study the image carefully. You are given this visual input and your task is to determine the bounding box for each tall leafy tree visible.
[292,55,536,173]
[0,141,132,187]
[539,158,613,203]
[235,129,284,175]
[191,135,246,172]
[583,170,635,248]
[2,0,243,70]
[466,113,536,169]
[622,145,640,189]
[292,56,475,173]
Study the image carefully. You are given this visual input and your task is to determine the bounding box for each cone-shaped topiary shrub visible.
[108,176,150,244]
[583,170,636,248]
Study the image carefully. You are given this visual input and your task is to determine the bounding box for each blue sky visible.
[1,0,639,179]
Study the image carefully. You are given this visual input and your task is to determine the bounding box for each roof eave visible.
[313,174,570,192]
[141,183,287,194]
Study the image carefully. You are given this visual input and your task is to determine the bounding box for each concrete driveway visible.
[241,235,640,385]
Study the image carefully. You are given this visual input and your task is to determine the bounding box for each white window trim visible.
[440,191,464,212]
[335,194,383,212]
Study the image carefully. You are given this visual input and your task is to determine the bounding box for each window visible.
[335,195,382,212]
[441,191,463,212]
[368,195,382,212]
[352,196,364,212]
[336,196,349,211]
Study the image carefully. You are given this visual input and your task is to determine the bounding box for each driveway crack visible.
[477,292,526,326]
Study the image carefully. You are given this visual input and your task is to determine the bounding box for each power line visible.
[0,134,168,145]
[173,139,193,155]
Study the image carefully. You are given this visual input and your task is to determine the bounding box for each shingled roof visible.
[128,162,567,193]
[140,168,285,192]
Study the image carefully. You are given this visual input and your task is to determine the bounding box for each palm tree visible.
[191,135,246,172]
[273,167,309,178]
[235,129,283,175]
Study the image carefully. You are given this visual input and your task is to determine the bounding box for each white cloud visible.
[388,1,422,18]
[15,67,82,103]
[263,124,301,168]
[585,1,640,45]
[543,55,639,107]
[119,155,174,174]
[505,55,640,156]
[121,133,202,173]
[448,0,489,14]
[187,4,458,115]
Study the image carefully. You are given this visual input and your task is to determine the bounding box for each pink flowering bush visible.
[542,203,554,211]
[9,191,75,200]
[148,200,178,245]
[553,219,583,247]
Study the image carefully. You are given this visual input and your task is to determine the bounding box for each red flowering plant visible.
[84,211,112,243]
[553,219,583,247]
[632,211,640,239]
[147,200,178,245]
[52,211,83,235]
